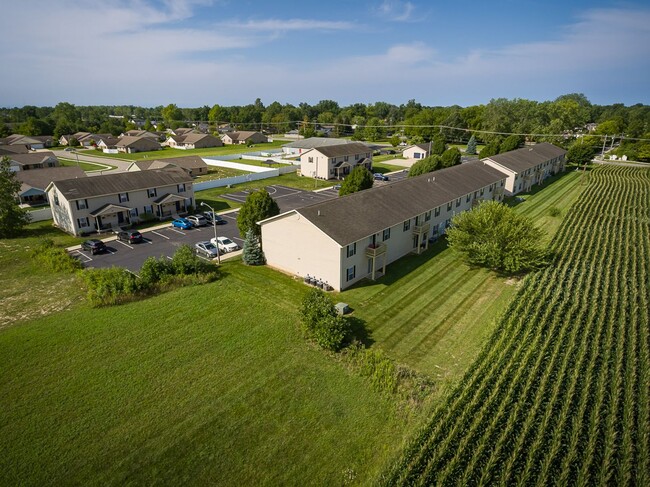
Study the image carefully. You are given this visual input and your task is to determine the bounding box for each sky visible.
[1,0,649,108]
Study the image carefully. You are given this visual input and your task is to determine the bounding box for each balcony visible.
[365,242,387,258]
[412,222,430,236]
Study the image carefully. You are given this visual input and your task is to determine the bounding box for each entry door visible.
[117,212,124,224]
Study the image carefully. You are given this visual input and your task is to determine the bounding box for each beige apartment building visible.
[260,160,506,291]
[482,142,566,195]
[299,142,373,180]
[46,168,194,235]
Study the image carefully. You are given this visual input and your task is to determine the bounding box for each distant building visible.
[221,131,268,145]
[4,151,59,172]
[402,143,431,159]
[282,137,349,156]
[165,133,223,150]
[299,142,372,180]
[128,156,209,177]
[116,136,162,154]
[16,166,86,205]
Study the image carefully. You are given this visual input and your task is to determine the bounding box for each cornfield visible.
[385,166,650,486]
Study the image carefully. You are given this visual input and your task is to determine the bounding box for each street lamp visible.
[200,201,221,264]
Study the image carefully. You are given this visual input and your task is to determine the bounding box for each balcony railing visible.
[412,222,430,236]
[365,242,387,258]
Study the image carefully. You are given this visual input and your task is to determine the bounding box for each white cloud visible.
[225,18,356,31]
[376,0,417,22]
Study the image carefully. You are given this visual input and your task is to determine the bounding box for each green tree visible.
[299,288,350,351]
[242,229,266,265]
[466,135,477,155]
[479,139,501,159]
[364,117,385,142]
[0,157,32,237]
[567,142,597,166]
[446,200,549,274]
[161,103,183,124]
[237,189,280,237]
[389,135,400,147]
[408,155,441,177]
[441,147,462,167]
[339,165,374,196]
[431,134,446,155]
[499,134,524,153]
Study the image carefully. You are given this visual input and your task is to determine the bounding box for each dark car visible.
[373,173,389,181]
[203,211,227,225]
[81,239,107,255]
[117,230,143,244]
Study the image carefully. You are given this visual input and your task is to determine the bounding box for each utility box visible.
[335,302,350,316]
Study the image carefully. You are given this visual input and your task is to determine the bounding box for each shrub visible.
[83,267,139,306]
[139,256,174,287]
[300,288,350,351]
[171,244,211,275]
[30,239,82,273]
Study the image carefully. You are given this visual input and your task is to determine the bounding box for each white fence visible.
[194,171,277,191]
[27,207,53,222]
[194,156,298,191]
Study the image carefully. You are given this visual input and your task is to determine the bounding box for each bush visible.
[300,288,350,351]
[139,256,174,287]
[549,206,562,217]
[171,244,212,275]
[30,239,83,273]
[83,267,139,306]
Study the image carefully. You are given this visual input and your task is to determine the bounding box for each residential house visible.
[299,142,372,180]
[116,136,162,153]
[127,156,209,177]
[221,131,268,145]
[59,132,91,146]
[260,160,507,291]
[282,137,349,156]
[167,127,195,137]
[0,144,30,155]
[4,151,59,172]
[46,168,194,235]
[96,136,120,150]
[403,143,432,159]
[482,142,567,195]
[3,134,53,150]
[16,166,86,205]
[120,129,161,139]
[165,133,223,150]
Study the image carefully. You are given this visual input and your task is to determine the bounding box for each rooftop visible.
[484,143,567,173]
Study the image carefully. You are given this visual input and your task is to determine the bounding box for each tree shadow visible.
[345,315,375,347]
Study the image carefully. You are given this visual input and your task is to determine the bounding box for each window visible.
[425,210,431,222]
[466,194,471,203]
[435,207,440,217]
[76,199,88,210]
[148,188,157,198]
[344,155,349,162]
[447,202,452,212]
[308,157,313,163]
[77,217,89,228]
[177,184,186,193]
[53,193,59,206]
[346,265,356,282]
[144,205,153,214]
[130,208,139,217]
[355,154,359,160]
[346,242,357,258]
[367,259,373,274]
[403,219,411,231]
[456,198,461,208]
[414,153,421,159]
[480,188,484,196]
[382,228,391,241]
[119,193,129,203]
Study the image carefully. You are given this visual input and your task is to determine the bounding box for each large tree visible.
[408,155,441,177]
[441,147,462,167]
[499,134,524,153]
[339,166,374,196]
[446,200,548,274]
[237,189,280,237]
[0,157,32,237]
[567,141,598,166]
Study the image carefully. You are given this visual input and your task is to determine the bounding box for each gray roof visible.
[305,142,372,158]
[50,167,191,200]
[287,160,506,246]
[484,143,566,174]
[17,166,86,193]
[6,151,58,166]
[223,131,264,141]
[153,156,207,169]
[116,136,161,150]
[282,137,349,149]
[0,144,30,154]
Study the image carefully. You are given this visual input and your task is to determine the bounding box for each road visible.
[51,150,132,173]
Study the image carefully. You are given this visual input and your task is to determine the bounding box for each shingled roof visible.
[282,137,349,149]
[49,168,191,200]
[267,160,506,247]
[304,142,372,158]
[17,166,86,193]
[484,143,566,173]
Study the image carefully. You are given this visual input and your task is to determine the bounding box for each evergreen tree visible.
[237,189,280,237]
[466,135,477,155]
[0,157,32,237]
[339,165,374,196]
[242,229,266,265]
[431,134,447,155]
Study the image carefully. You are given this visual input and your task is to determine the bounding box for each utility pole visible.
[601,135,608,158]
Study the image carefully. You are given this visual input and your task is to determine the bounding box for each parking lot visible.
[222,184,338,212]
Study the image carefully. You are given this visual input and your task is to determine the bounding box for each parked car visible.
[81,239,106,255]
[171,218,192,230]
[373,173,389,181]
[117,230,143,243]
[333,184,341,190]
[64,147,74,151]
[194,241,219,259]
[203,211,227,225]
[187,214,207,227]
[211,236,239,253]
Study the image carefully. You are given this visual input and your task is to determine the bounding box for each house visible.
[167,127,195,137]
[96,136,120,150]
[3,134,53,150]
[165,133,223,150]
[403,143,432,159]
[4,151,59,171]
[299,142,373,180]
[221,131,268,145]
[16,166,86,205]
[282,137,349,156]
[260,160,507,291]
[116,136,162,153]
[127,156,209,177]
[482,142,567,195]
[0,144,30,155]
[59,132,91,146]
[46,168,194,235]
[120,130,160,139]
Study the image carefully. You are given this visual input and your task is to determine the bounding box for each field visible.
[0,258,421,486]
[385,165,650,485]
[341,169,585,380]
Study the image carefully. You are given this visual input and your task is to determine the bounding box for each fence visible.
[27,207,53,222]
[194,156,298,191]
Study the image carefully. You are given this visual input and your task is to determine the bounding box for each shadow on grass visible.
[345,316,375,348]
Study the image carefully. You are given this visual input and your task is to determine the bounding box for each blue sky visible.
[1,0,649,107]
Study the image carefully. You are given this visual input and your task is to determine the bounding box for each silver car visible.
[194,241,219,259]
[187,214,208,227]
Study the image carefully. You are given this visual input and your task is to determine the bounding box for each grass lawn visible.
[59,158,117,172]
[194,166,251,182]
[373,153,402,163]
[195,172,336,211]
[373,162,407,174]
[0,259,420,486]
[340,169,585,387]
[84,140,287,162]
[449,143,485,154]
